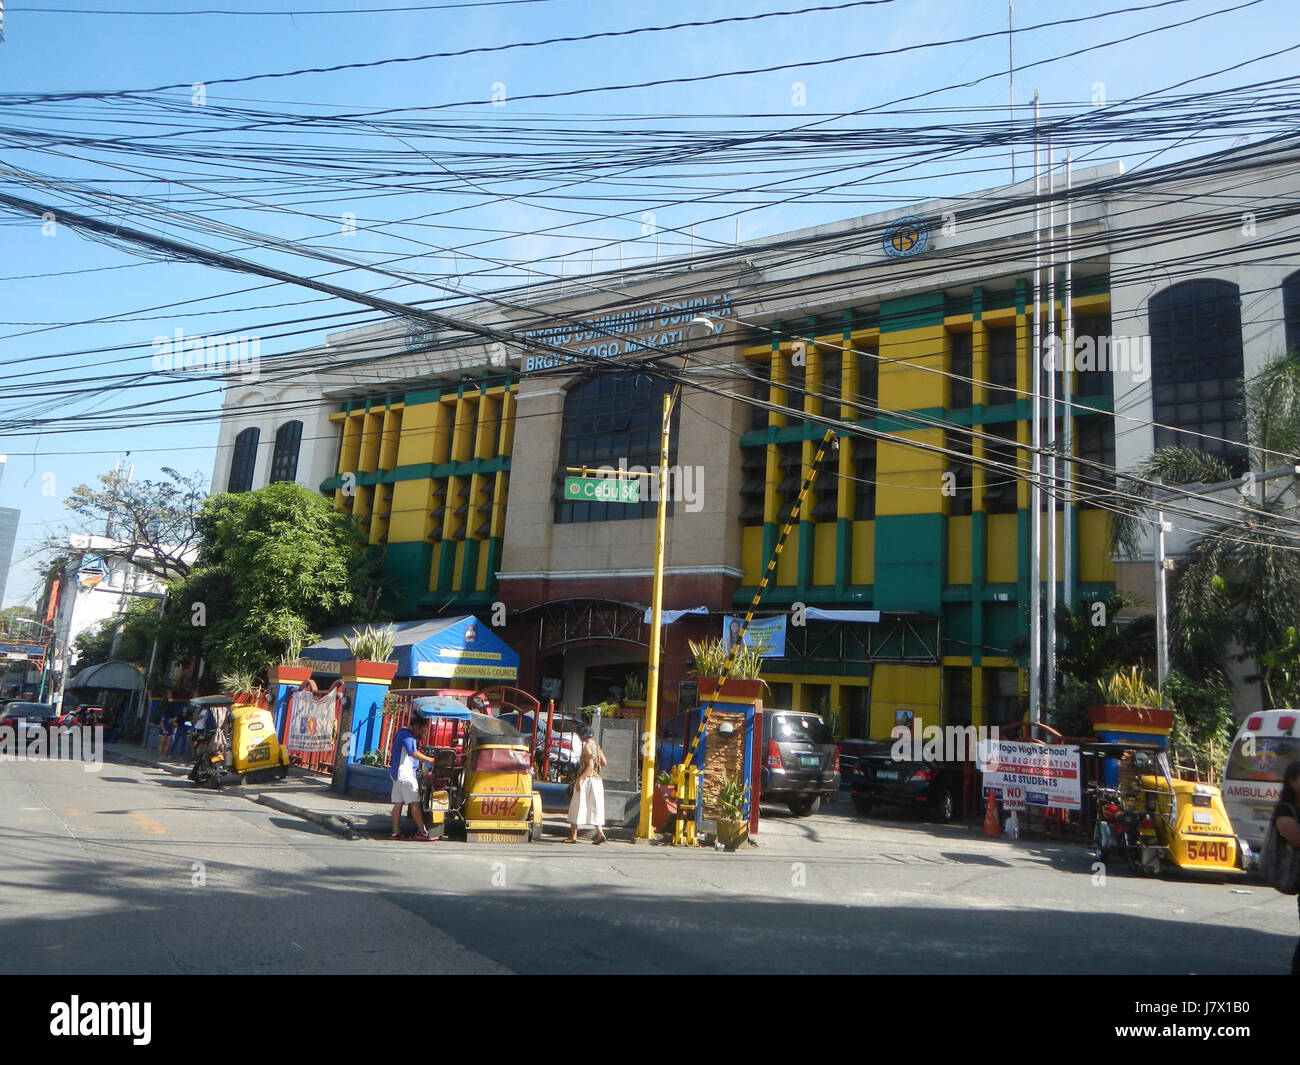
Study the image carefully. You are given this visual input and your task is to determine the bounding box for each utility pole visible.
[1062,151,1075,610]
[636,314,718,840]
[1046,136,1058,717]
[639,391,672,840]
[1153,479,1172,688]
[1008,1,1016,183]
[1028,90,1042,724]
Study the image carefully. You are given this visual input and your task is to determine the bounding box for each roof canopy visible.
[66,660,145,692]
[301,616,519,682]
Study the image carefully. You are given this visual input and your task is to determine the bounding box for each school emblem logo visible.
[882,215,929,259]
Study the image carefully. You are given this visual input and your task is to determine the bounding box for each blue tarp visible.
[300,615,519,682]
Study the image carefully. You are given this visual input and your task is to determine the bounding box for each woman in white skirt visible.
[565,724,608,844]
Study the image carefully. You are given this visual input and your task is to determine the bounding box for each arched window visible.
[1149,279,1244,465]
[1283,270,1300,354]
[555,372,677,524]
[227,427,259,492]
[269,420,303,483]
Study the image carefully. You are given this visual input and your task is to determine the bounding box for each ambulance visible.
[1221,709,1300,849]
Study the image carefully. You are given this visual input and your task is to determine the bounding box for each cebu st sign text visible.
[521,292,732,373]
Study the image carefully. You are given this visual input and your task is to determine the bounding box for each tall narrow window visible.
[1284,270,1300,355]
[949,331,972,410]
[1149,279,1244,466]
[986,326,1018,406]
[555,372,676,524]
[227,427,259,493]
[269,420,303,483]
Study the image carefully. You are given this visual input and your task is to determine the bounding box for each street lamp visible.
[637,314,719,840]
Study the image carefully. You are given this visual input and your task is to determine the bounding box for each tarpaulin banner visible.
[980,740,1082,811]
[285,690,337,754]
[723,615,786,658]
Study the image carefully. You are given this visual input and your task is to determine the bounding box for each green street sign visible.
[564,476,640,504]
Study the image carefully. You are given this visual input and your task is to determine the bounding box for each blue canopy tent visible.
[300,616,519,684]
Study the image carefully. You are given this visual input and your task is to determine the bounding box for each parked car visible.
[758,710,840,817]
[0,701,63,739]
[850,740,964,822]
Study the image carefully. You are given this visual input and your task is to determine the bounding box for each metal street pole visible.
[1153,479,1172,688]
[1062,150,1075,611]
[1028,89,1042,724]
[1046,136,1058,718]
[639,391,673,841]
[140,588,169,748]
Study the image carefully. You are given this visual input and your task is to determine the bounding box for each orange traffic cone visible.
[983,790,1001,836]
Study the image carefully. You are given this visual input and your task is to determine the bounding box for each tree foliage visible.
[62,467,205,579]
[164,482,381,675]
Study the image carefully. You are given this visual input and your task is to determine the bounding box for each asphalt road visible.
[2,752,1296,975]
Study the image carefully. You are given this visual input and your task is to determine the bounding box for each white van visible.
[1221,709,1300,848]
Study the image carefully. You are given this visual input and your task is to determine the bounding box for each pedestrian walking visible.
[566,724,607,845]
[1271,760,1300,974]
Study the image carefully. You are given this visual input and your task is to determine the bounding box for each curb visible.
[255,794,358,840]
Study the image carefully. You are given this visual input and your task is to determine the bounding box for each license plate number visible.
[800,755,819,768]
[1192,811,1212,824]
[1186,839,1231,863]
[876,769,899,780]
[1254,807,1273,820]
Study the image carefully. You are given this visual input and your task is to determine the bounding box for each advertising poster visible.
[980,740,1082,811]
[722,615,786,657]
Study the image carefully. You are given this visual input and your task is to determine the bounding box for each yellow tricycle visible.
[414,699,543,844]
[1083,741,1247,877]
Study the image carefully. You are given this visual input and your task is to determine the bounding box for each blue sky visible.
[2,0,1298,606]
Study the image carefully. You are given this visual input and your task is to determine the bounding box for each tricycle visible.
[413,697,543,843]
[185,694,290,788]
[1082,740,1250,877]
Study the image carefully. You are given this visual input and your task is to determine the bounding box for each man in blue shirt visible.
[390,714,437,840]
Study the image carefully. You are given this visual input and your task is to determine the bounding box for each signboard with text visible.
[979,741,1082,811]
[564,476,640,504]
[522,292,733,373]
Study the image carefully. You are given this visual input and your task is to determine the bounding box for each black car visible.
[850,741,965,822]
[759,710,840,817]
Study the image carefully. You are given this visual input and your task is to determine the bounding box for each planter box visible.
[269,665,313,688]
[698,677,763,702]
[1088,704,1175,733]
[344,762,393,797]
[343,659,399,684]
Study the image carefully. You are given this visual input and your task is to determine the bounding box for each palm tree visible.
[1110,350,1300,697]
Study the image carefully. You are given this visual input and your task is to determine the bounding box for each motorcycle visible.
[187,696,232,791]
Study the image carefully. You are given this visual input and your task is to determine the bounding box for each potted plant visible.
[652,769,678,832]
[1088,667,1175,733]
[715,773,750,851]
[219,669,266,706]
[623,672,646,711]
[688,637,766,700]
[268,635,314,690]
[342,623,399,683]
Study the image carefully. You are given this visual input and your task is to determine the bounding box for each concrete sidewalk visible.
[101,742,592,841]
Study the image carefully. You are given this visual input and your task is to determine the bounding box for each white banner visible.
[980,741,1081,811]
[285,690,337,754]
